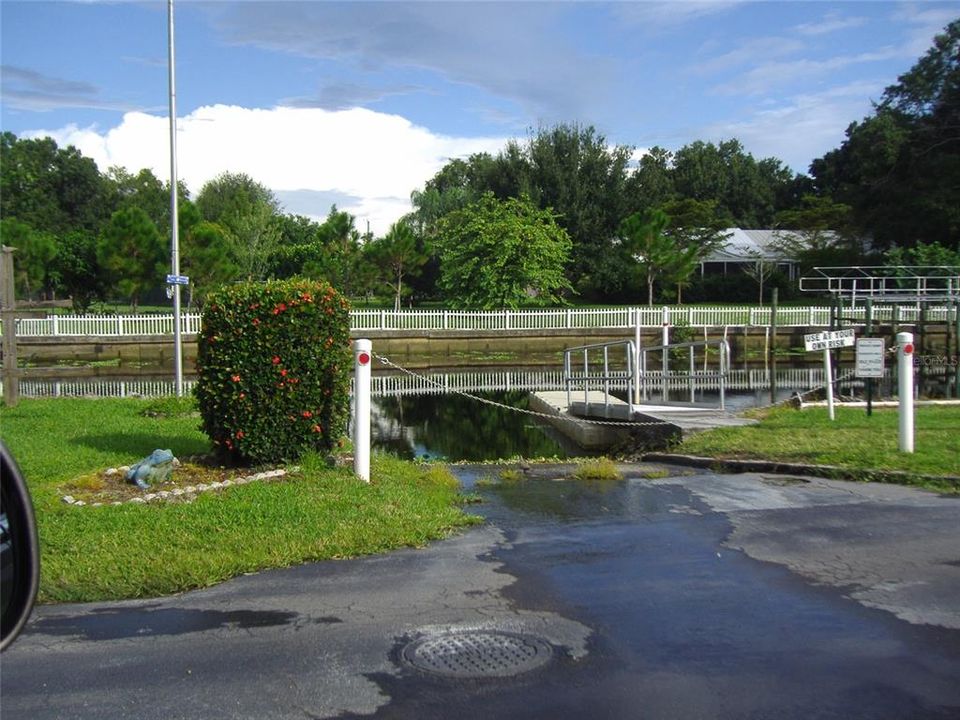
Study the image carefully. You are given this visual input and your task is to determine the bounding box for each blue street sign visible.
[166,274,190,286]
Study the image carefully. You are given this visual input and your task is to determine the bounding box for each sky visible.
[2,1,958,235]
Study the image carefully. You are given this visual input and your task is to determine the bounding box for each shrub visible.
[195,278,352,464]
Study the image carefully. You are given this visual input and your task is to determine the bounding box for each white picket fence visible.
[2,305,955,338]
[10,367,837,400]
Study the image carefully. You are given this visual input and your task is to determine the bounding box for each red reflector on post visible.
[902,343,914,355]
[358,352,370,366]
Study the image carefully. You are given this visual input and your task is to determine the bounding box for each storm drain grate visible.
[401,630,554,678]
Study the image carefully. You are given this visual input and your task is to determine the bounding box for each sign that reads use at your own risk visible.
[804,328,855,352]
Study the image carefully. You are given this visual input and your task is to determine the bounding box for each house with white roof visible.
[699,229,831,280]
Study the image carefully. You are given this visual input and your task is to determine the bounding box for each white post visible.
[661,306,669,403]
[633,307,641,405]
[897,331,915,453]
[353,339,372,482]
[823,348,835,421]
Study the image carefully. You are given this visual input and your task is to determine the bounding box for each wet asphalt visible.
[2,464,959,719]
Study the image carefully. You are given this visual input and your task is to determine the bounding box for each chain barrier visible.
[372,351,862,428]
[372,352,672,428]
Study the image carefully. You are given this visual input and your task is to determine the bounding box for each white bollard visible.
[897,331,915,453]
[353,339,372,482]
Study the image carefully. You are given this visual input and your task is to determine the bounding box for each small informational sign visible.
[855,338,885,378]
[804,328,855,352]
[166,274,190,286]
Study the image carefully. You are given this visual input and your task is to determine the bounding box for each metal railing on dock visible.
[563,340,637,418]
[563,338,731,417]
[637,339,731,410]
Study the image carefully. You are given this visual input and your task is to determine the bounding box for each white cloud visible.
[701,80,886,172]
[711,48,900,96]
[892,4,960,56]
[24,105,509,236]
[613,1,746,28]
[692,36,806,76]
[793,12,868,36]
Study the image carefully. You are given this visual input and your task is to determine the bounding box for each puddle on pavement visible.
[457,466,701,523]
[31,606,300,640]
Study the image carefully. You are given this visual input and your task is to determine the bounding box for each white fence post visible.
[353,339,372,482]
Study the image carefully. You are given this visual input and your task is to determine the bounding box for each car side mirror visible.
[1,441,39,651]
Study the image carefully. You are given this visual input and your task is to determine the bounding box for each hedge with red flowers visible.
[195,278,352,464]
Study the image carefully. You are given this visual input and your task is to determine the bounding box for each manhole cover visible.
[401,630,554,678]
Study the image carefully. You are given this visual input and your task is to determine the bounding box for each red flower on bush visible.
[302,410,313,418]
[273,302,288,315]
[311,424,323,434]
[272,356,281,365]
[280,369,288,377]
[252,318,260,326]
[231,374,241,382]
[236,430,245,439]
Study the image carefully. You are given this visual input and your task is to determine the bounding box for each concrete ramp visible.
[529,391,757,451]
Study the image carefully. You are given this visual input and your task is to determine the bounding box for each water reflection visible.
[371,391,577,461]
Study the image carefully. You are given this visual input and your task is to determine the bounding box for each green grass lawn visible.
[0,398,479,603]
[677,405,960,489]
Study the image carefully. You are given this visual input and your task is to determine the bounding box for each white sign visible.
[166,274,190,286]
[804,328,855,352]
[856,338,885,378]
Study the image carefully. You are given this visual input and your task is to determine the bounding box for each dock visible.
[529,391,757,450]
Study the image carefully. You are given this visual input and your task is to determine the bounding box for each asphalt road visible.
[2,465,959,719]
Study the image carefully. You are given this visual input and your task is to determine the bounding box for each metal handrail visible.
[636,339,731,410]
[563,340,636,418]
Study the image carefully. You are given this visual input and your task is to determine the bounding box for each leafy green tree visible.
[104,167,169,228]
[195,171,280,225]
[195,173,281,282]
[811,19,960,251]
[303,206,371,296]
[628,146,676,211]
[277,214,323,247]
[366,220,427,310]
[0,217,57,298]
[96,206,165,310]
[436,193,572,309]
[181,221,240,306]
[884,240,960,268]
[659,198,733,302]
[619,209,688,306]
[773,195,862,272]
[670,139,791,227]
[413,124,633,299]
[521,124,633,294]
[52,230,105,311]
[228,202,282,281]
[0,132,109,234]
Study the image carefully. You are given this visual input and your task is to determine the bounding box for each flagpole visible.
[168,0,184,397]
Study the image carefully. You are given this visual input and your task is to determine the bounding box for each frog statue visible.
[125,449,176,490]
